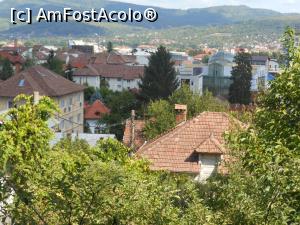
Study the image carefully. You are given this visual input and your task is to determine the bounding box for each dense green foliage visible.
[0,95,214,224]
[100,90,139,140]
[139,46,179,102]
[43,50,64,76]
[144,85,228,139]
[229,52,253,105]
[106,41,113,53]
[199,28,300,224]
[0,58,14,80]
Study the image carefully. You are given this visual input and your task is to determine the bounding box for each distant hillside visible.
[0,0,299,37]
[0,22,106,38]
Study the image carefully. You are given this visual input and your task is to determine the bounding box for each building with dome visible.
[202,51,235,97]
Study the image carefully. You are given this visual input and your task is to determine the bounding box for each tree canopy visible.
[199,27,300,225]
[0,58,14,80]
[0,95,214,224]
[229,51,252,105]
[144,85,228,139]
[139,46,179,102]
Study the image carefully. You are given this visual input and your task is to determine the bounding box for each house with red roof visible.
[0,65,85,133]
[72,51,143,92]
[0,50,25,73]
[124,106,241,182]
[84,99,110,133]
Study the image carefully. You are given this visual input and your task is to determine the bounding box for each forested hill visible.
[0,0,299,37]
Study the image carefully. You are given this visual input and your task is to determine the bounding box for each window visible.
[69,97,73,106]
[60,99,65,108]
[8,100,13,108]
[117,78,122,81]
[77,94,81,102]
[77,113,81,122]
[18,79,25,87]
[127,80,130,83]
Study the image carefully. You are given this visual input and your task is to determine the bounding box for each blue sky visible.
[114,0,300,13]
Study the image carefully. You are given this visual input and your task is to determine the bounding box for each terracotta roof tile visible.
[0,65,85,97]
[137,112,240,174]
[73,64,144,80]
[0,51,24,64]
[91,52,136,65]
[84,100,110,120]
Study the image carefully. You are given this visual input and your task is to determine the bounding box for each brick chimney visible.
[175,104,187,124]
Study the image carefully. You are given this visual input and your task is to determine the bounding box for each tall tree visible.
[64,63,73,81]
[139,46,179,102]
[44,50,64,76]
[229,52,252,105]
[0,58,14,80]
[281,26,296,66]
[106,41,113,53]
[144,85,228,139]
[200,28,300,225]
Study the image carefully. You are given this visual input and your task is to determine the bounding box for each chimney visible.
[175,104,187,124]
[130,110,135,149]
[33,91,40,105]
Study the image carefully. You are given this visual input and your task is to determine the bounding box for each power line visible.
[56,114,125,129]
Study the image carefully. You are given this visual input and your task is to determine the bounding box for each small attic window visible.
[18,79,25,87]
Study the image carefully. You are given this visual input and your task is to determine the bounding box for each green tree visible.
[202,55,210,63]
[84,85,96,102]
[144,100,176,139]
[229,52,252,105]
[0,95,58,223]
[139,46,179,102]
[144,86,228,139]
[44,50,64,75]
[281,26,296,66]
[0,58,14,80]
[0,100,214,224]
[202,28,300,225]
[22,57,35,70]
[106,41,113,53]
[64,63,73,81]
[101,90,138,140]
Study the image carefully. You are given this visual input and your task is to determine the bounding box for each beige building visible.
[0,65,85,133]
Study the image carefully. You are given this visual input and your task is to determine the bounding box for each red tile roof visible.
[73,64,144,80]
[91,51,136,65]
[84,100,110,120]
[0,51,24,64]
[0,65,85,97]
[136,112,240,174]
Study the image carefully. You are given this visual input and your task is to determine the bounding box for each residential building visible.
[84,99,110,133]
[133,109,241,182]
[0,65,85,133]
[202,51,235,97]
[176,60,206,95]
[0,50,25,73]
[71,45,94,54]
[251,56,280,92]
[73,52,144,91]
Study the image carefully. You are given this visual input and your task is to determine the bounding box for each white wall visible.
[74,76,141,92]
